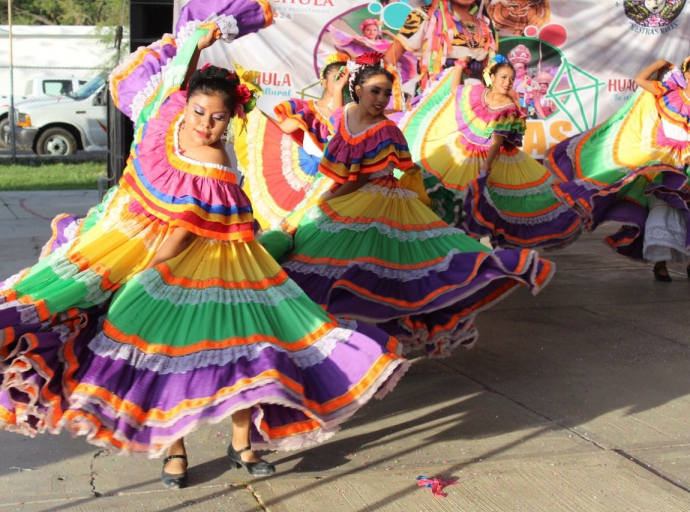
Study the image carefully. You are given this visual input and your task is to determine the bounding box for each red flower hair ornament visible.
[354,52,385,67]
[193,63,261,123]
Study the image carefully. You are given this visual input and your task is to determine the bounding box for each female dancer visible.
[400,57,582,248]
[234,56,349,229]
[546,57,690,281]
[261,53,555,358]
[0,19,408,489]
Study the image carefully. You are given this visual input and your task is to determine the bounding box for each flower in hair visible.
[493,54,507,64]
[326,52,350,65]
[355,52,385,67]
[234,84,252,105]
[234,63,262,97]
[232,63,263,125]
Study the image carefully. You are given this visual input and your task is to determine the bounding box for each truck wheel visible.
[0,117,9,150]
[36,127,77,156]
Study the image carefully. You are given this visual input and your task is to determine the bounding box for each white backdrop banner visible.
[180,0,690,158]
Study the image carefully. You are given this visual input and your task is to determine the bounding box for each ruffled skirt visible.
[0,234,408,456]
[234,108,321,230]
[279,175,555,357]
[544,91,690,261]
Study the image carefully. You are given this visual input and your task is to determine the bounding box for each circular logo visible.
[624,0,686,28]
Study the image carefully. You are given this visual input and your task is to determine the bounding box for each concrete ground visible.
[1,190,690,511]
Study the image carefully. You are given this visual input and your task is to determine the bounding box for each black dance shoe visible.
[653,265,672,282]
[161,454,188,489]
[227,445,276,477]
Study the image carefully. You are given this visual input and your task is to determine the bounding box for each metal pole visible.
[7,0,16,163]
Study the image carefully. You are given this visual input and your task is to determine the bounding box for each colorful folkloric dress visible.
[262,104,555,357]
[400,76,582,249]
[545,70,690,261]
[234,98,338,229]
[0,18,408,456]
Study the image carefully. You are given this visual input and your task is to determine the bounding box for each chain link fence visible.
[1,64,109,161]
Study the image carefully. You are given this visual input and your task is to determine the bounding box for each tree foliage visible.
[0,0,129,26]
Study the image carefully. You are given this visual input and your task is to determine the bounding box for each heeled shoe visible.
[161,454,188,489]
[653,266,672,283]
[227,445,276,476]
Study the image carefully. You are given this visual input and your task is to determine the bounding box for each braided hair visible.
[349,65,394,104]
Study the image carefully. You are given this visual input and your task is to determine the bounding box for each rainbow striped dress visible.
[271,104,555,357]
[0,23,408,456]
[400,72,582,249]
[545,71,690,260]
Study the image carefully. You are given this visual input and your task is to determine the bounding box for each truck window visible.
[72,76,106,100]
[44,80,73,96]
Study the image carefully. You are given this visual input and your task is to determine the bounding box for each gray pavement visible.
[1,190,690,511]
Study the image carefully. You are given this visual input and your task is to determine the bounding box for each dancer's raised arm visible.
[635,58,672,94]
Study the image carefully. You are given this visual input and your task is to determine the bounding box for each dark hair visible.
[489,61,515,77]
[321,61,347,80]
[349,65,395,103]
[187,65,240,112]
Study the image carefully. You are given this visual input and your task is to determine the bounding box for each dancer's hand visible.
[198,27,221,51]
[333,67,349,90]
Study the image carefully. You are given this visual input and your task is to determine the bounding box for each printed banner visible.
[182,0,690,158]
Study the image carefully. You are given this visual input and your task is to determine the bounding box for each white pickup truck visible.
[7,75,108,156]
[0,76,87,149]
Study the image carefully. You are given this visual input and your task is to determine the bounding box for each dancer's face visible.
[184,92,231,146]
[491,66,516,96]
[362,25,379,40]
[356,73,393,116]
